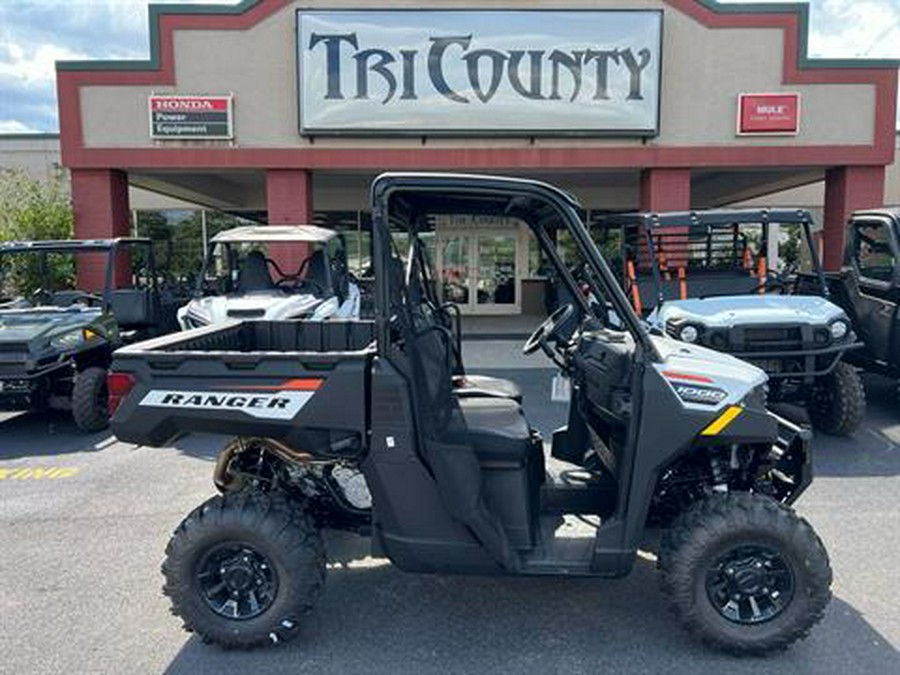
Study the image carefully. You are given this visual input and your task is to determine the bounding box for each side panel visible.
[111,352,370,452]
[590,365,775,574]
[361,358,500,574]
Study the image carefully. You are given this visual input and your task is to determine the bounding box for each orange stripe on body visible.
[230,378,324,392]
[662,371,714,384]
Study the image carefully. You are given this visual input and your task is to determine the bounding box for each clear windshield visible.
[0,250,79,308]
[200,241,338,296]
[0,246,154,310]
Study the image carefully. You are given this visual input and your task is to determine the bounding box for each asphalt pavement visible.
[0,344,898,674]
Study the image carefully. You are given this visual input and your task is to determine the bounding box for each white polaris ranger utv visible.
[177,225,360,329]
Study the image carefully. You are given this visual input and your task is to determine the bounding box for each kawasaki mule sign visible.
[297,10,662,135]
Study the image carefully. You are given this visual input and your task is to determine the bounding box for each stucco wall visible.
[77,0,877,150]
[738,133,900,212]
[0,135,197,210]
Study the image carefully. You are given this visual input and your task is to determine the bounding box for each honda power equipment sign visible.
[149,95,234,140]
[297,10,662,135]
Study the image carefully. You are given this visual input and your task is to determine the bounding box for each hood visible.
[655,295,846,328]
[0,307,102,344]
[652,334,766,382]
[651,334,767,410]
[178,292,327,327]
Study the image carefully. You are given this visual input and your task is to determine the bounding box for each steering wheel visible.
[752,270,789,294]
[69,291,104,306]
[30,288,52,306]
[276,276,323,295]
[523,303,575,358]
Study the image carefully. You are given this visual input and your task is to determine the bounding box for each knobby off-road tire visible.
[162,491,326,649]
[658,493,832,655]
[809,361,865,436]
[71,366,109,432]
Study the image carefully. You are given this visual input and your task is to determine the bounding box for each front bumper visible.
[666,319,861,380]
[0,363,70,411]
[0,377,44,410]
[767,411,812,504]
[740,340,863,379]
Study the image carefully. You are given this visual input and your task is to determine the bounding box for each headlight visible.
[184,302,212,328]
[680,325,700,343]
[830,320,849,340]
[185,312,209,329]
[50,329,86,350]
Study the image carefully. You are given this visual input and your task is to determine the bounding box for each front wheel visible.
[808,361,865,436]
[71,366,109,432]
[162,491,325,649]
[658,493,832,655]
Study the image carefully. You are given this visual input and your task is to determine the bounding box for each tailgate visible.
[109,320,374,451]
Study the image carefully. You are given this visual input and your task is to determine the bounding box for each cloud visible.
[718,0,900,59]
[0,0,897,132]
[0,119,41,133]
[811,0,900,58]
[0,0,236,132]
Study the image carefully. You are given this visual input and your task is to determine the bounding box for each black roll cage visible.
[846,209,900,290]
[601,209,830,309]
[369,173,660,361]
[0,238,158,312]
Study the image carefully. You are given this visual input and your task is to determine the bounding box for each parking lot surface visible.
[1,345,898,674]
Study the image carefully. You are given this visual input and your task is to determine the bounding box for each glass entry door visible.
[437,231,519,314]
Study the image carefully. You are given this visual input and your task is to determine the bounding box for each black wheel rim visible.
[705,545,794,625]
[810,383,833,417]
[196,543,278,620]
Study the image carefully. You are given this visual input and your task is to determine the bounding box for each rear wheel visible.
[808,361,865,436]
[71,366,109,432]
[162,491,325,649]
[658,493,831,655]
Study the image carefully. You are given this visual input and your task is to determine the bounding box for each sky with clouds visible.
[0,0,897,133]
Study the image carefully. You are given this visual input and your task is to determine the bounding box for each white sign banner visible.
[139,389,313,420]
[297,10,662,135]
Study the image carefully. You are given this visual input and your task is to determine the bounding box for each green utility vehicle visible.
[0,238,182,431]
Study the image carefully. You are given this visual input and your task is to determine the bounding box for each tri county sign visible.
[297,10,662,135]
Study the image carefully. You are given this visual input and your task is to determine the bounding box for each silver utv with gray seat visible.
[600,209,866,436]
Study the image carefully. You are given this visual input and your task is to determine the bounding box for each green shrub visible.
[0,168,75,298]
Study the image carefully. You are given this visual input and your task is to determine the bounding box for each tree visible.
[0,168,75,297]
[134,208,252,285]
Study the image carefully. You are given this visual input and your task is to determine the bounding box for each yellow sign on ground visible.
[0,467,80,480]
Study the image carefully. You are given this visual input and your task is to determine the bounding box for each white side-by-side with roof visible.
[177,225,360,329]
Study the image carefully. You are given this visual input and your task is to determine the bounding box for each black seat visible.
[454,375,523,403]
[239,251,276,292]
[110,288,154,328]
[457,397,535,465]
[304,250,330,291]
[404,236,522,404]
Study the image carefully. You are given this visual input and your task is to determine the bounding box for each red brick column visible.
[639,168,691,212]
[639,168,691,270]
[266,169,313,276]
[71,169,130,292]
[823,166,886,271]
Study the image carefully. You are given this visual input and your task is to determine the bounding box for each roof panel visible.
[210,225,337,243]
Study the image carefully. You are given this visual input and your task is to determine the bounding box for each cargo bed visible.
[110,320,376,451]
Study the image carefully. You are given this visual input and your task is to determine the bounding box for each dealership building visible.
[41,0,900,313]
